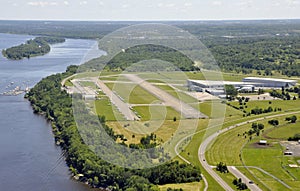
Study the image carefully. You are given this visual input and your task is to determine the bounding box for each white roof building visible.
[243,77,297,88]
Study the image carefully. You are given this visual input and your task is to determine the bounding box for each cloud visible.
[79,1,88,5]
[157,3,176,8]
[212,1,223,6]
[27,1,58,7]
[63,1,69,5]
[286,0,300,5]
[237,0,253,7]
[122,4,129,8]
[98,1,104,6]
[166,3,175,8]
[184,3,192,7]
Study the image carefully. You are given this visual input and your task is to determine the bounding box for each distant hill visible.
[105,44,197,71]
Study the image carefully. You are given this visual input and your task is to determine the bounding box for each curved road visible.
[176,111,300,190]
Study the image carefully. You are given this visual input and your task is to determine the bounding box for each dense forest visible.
[2,36,65,60]
[106,44,197,71]
[204,36,300,76]
[25,66,201,191]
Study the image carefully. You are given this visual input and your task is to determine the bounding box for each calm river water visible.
[0,33,103,191]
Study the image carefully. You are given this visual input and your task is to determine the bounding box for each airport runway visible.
[123,74,207,119]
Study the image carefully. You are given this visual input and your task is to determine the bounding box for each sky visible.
[0,0,300,21]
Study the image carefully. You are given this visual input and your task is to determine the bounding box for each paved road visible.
[123,74,207,119]
[199,133,235,191]
[228,166,262,191]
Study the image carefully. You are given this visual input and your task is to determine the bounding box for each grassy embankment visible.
[205,99,300,190]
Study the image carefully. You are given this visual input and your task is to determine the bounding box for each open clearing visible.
[133,106,181,121]
[159,182,203,191]
[264,121,300,140]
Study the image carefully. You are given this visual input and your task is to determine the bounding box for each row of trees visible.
[25,66,202,190]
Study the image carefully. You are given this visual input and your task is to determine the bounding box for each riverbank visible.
[0,33,101,191]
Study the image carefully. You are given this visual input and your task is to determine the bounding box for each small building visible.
[259,140,267,145]
[84,94,96,100]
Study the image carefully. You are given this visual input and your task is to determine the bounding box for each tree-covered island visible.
[2,36,65,60]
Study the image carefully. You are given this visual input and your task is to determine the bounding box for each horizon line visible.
[0,18,300,22]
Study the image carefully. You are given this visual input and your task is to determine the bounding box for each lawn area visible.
[185,70,243,82]
[245,168,286,191]
[79,81,97,89]
[99,71,122,77]
[93,97,125,121]
[179,121,209,166]
[133,106,181,121]
[242,142,296,190]
[215,170,248,191]
[155,84,198,103]
[242,143,289,180]
[229,99,300,114]
[106,120,183,145]
[100,75,131,82]
[159,182,202,191]
[236,167,270,191]
[198,101,243,119]
[138,72,188,84]
[206,125,247,166]
[265,120,300,140]
[105,82,160,104]
[75,72,100,78]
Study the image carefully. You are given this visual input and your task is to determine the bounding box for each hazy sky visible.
[1,0,299,21]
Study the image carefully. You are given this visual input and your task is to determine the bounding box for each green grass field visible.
[198,101,243,119]
[133,106,181,121]
[215,170,249,190]
[230,99,300,114]
[155,84,198,103]
[93,97,125,121]
[159,182,202,191]
[107,119,189,145]
[265,121,300,140]
[105,82,160,104]
[100,75,131,82]
[242,142,299,191]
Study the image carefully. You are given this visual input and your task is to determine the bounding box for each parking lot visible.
[280,141,300,157]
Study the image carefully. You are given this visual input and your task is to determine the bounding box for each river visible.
[0,33,103,191]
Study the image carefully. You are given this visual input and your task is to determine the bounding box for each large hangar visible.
[187,77,298,96]
[243,77,297,88]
